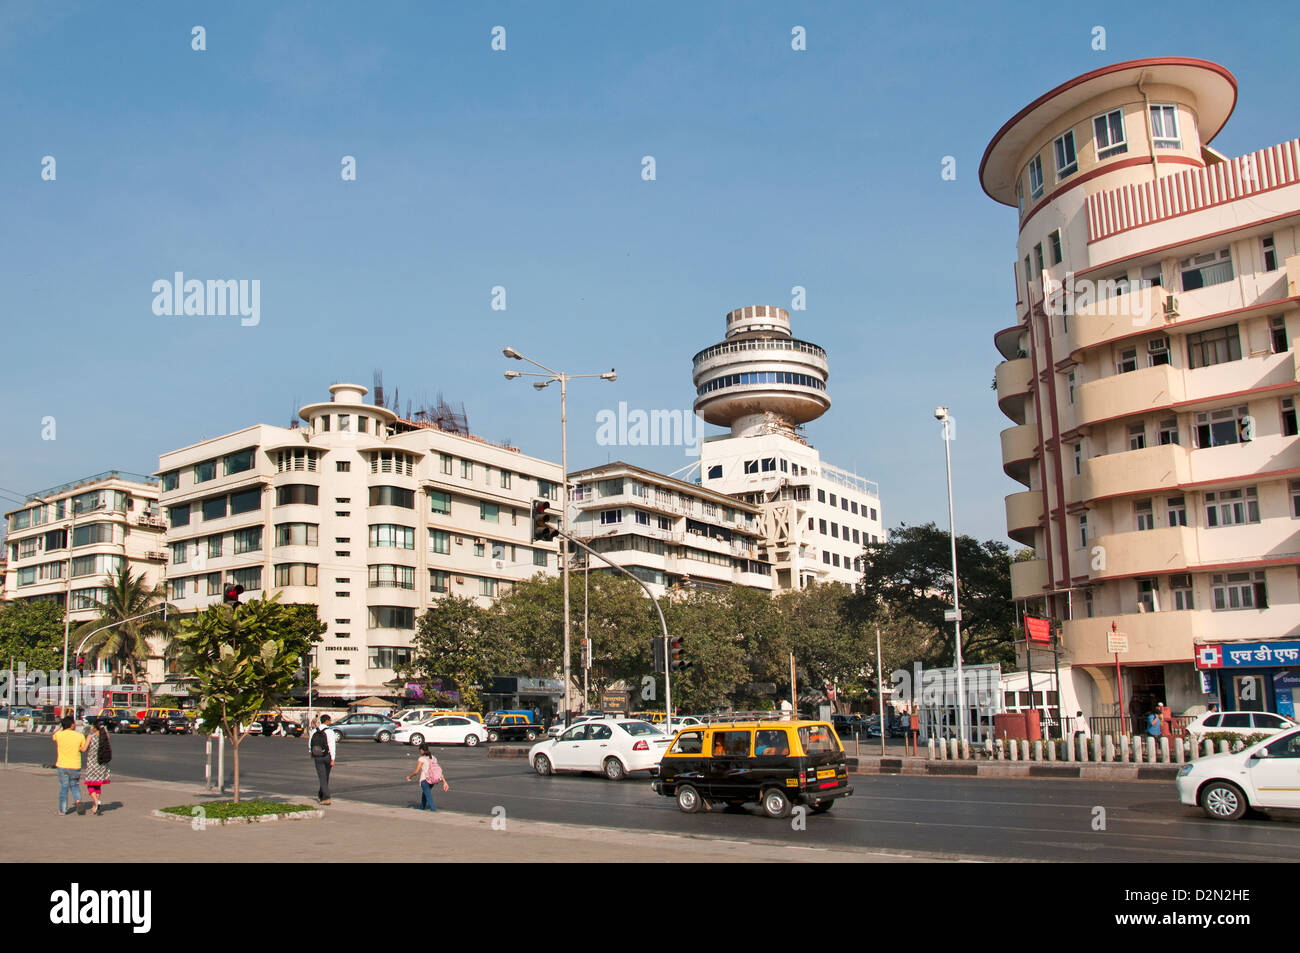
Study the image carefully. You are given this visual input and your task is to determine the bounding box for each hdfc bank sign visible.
[1196,645,1223,669]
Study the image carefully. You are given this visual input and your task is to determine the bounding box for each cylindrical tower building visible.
[691,305,831,438]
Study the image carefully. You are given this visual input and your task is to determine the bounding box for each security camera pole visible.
[934,406,966,744]
[503,348,616,726]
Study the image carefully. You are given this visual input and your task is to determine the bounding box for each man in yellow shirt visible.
[53,715,87,816]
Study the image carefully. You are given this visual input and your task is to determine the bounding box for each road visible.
[6,732,1298,861]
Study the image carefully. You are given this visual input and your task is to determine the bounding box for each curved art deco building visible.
[982,57,1300,722]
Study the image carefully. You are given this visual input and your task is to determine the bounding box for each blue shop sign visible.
[1196,641,1300,669]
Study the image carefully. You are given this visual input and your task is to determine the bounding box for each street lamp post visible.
[28,493,76,712]
[934,407,966,744]
[503,347,616,726]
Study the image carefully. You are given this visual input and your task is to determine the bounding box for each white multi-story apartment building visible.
[692,305,884,590]
[983,57,1300,722]
[568,461,773,597]
[157,383,562,699]
[3,471,168,679]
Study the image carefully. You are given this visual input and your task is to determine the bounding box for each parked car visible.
[329,713,399,742]
[98,708,146,733]
[547,711,632,739]
[250,712,305,737]
[530,719,673,781]
[1185,710,1296,746]
[485,713,542,742]
[142,709,194,734]
[395,715,487,747]
[654,719,854,817]
[1177,727,1300,820]
[392,708,483,726]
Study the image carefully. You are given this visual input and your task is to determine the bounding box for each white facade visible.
[156,383,562,698]
[569,461,773,597]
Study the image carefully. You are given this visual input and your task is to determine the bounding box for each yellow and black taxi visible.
[142,707,193,734]
[653,720,853,817]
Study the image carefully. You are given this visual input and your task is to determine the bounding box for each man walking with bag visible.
[308,714,337,805]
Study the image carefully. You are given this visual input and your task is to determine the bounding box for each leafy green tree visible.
[776,582,870,704]
[0,600,66,671]
[490,575,563,678]
[853,522,1019,666]
[660,589,748,713]
[174,595,325,801]
[72,565,174,685]
[399,595,508,711]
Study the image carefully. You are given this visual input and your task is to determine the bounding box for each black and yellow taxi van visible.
[653,719,852,817]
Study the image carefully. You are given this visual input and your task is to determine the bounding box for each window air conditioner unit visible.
[455,536,464,545]
[494,560,505,570]
[475,537,486,545]
[455,576,465,584]
[1162,295,1179,319]
[1147,336,1169,353]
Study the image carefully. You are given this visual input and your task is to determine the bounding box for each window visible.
[275,485,318,506]
[1083,588,1094,618]
[819,519,828,535]
[707,465,722,479]
[1281,397,1299,437]
[1074,443,1082,475]
[440,454,453,475]
[850,502,858,515]
[170,542,188,565]
[1167,495,1187,527]
[600,509,622,525]
[274,563,318,587]
[1067,371,1075,404]
[473,541,485,558]
[1117,347,1138,374]
[1158,417,1179,445]
[207,573,223,597]
[1263,235,1279,272]
[870,508,877,521]
[233,526,262,554]
[1049,230,1063,265]
[480,502,499,523]
[231,567,261,591]
[1023,254,1032,284]
[194,460,217,483]
[369,486,414,508]
[1093,108,1127,158]
[532,549,548,568]
[761,458,776,472]
[537,480,558,501]
[1078,514,1088,548]
[1170,574,1193,611]
[428,490,451,515]
[430,570,449,594]
[657,516,670,530]
[358,417,369,434]
[634,510,650,526]
[1180,249,1233,291]
[223,448,255,475]
[829,494,837,507]
[201,496,227,521]
[1017,179,1025,218]
[1028,154,1044,199]
[460,460,473,480]
[479,578,497,597]
[275,523,318,547]
[1205,487,1259,527]
[1033,243,1044,274]
[368,524,415,549]
[160,471,179,492]
[207,535,223,559]
[1053,130,1077,178]
[1194,405,1251,448]
[368,565,414,589]
[1128,423,1146,451]
[500,471,512,490]
[1148,104,1181,148]
[369,606,414,629]
[817,489,826,503]
[1271,315,1288,354]
[830,523,839,539]
[72,523,114,547]
[1137,578,1159,613]
[1147,336,1170,367]
[428,530,450,554]
[1135,498,1154,531]
[1211,571,1266,610]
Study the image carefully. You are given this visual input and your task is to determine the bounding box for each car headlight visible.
[1177,764,1194,777]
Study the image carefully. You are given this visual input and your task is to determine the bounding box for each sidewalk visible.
[0,765,913,863]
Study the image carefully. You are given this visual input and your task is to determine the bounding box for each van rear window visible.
[799,725,839,755]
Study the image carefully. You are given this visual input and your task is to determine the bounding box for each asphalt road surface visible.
[7,732,1298,861]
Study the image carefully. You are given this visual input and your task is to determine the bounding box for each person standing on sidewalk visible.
[308,714,337,805]
[404,744,449,811]
[82,723,112,815]
[52,715,87,816]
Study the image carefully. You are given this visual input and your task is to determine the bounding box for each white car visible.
[1185,710,1296,746]
[545,712,606,739]
[530,719,672,780]
[1177,726,1300,820]
[394,715,487,747]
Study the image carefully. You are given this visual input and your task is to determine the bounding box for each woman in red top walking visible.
[404,744,449,811]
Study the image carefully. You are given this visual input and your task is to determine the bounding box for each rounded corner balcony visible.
[1000,423,1039,485]
[1079,443,1190,503]
[995,357,1033,422]
[1005,490,1043,547]
[1010,558,1048,600]
[979,57,1237,209]
[692,374,830,429]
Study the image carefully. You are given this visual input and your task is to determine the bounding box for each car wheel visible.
[376,730,393,743]
[464,734,479,747]
[1200,781,1248,821]
[761,787,793,819]
[525,729,537,741]
[534,754,552,776]
[409,733,424,747]
[603,757,626,782]
[487,730,500,743]
[676,784,703,813]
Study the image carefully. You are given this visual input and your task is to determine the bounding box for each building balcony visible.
[1010,558,1048,600]
[1075,363,1182,427]
[995,357,1033,423]
[1086,527,1198,581]
[1079,443,1190,503]
[1000,423,1038,485]
[1065,284,1167,359]
[1061,612,1198,666]
[1004,491,1042,547]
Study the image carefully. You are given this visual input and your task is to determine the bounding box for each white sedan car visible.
[1185,710,1296,745]
[394,715,487,748]
[1177,727,1300,820]
[530,719,672,780]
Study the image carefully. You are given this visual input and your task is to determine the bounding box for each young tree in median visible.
[174,595,325,802]
[399,595,510,711]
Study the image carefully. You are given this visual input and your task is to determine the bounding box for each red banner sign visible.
[1025,616,1052,644]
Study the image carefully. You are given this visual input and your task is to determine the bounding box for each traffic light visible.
[670,636,690,671]
[76,655,85,669]
[530,499,561,542]
[652,638,666,674]
[223,583,245,605]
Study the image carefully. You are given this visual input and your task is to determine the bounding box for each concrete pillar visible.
[996,739,1005,760]
[1132,736,1142,762]
[1159,737,1170,763]
[949,739,958,760]
[1120,735,1130,762]
[1046,739,1055,762]
[1173,737,1184,764]
[1019,739,1029,761]
[1009,739,1018,761]
[1203,739,1214,758]
[1063,735,1073,762]
[1104,736,1114,761]
[1145,737,1156,762]
[1093,737,1103,763]
[961,740,969,760]
[1219,740,1230,755]
[935,737,945,760]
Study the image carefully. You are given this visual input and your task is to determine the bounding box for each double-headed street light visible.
[934,406,966,745]
[503,347,616,725]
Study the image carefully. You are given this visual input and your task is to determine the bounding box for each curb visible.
[486,746,531,759]
[851,756,1181,781]
[151,807,324,826]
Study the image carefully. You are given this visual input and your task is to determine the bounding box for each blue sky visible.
[2,1,1296,541]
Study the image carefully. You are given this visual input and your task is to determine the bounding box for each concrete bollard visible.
[1094,737,1103,763]
[1173,738,1184,763]
[1020,739,1029,761]
[1120,735,1130,762]
[1146,737,1157,762]
[1131,736,1141,763]
[1204,739,1214,758]
[997,739,1005,760]
[936,738,945,760]
[1063,736,1073,762]
[1046,738,1055,762]
[961,740,970,760]
[1219,740,1230,755]
[950,739,959,760]
[1104,736,1114,762]
[1159,737,1170,763]
[927,738,936,759]
[1009,739,1018,761]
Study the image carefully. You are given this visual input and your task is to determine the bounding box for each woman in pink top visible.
[404,744,450,811]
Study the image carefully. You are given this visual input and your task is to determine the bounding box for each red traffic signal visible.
[670,636,690,671]
[531,499,561,543]
[223,583,245,605]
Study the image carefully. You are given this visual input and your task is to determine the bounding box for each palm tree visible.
[73,565,175,685]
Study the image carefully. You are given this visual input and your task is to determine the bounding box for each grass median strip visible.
[159,799,318,820]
